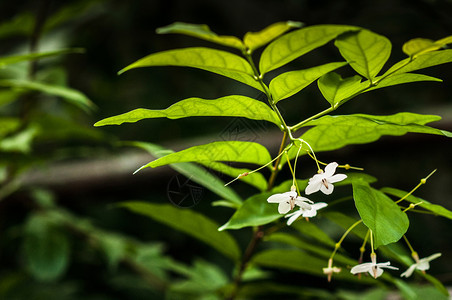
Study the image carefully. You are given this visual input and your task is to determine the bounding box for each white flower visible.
[305,162,347,195]
[267,190,313,214]
[323,258,341,282]
[350,253,398,279]
[401,253,441,278]
[285,202,327,225]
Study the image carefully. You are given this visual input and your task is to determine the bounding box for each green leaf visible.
[369,73,442,91]
[0,117,21,138]
[335,30,391,80]
[0,125,39,153]
[120,201,241,261]
[266,232,356,266]
[135,141,272,173]
[130,141,242,205]
[118,47,263,92]
[202,161,268,192]
[0,48,84,68]
[381,187,452,221]
[156,22,245,50]
[243,21,303,52]
[94,95,281,127]
[291,221,336,248]
[383,49,452,77]
[219,192,280,230]
[23,214,70,281]
[251,249,374,283]
[259,24,358,74]
[352,180,409,248]
[0,79,95,112]
[300,113,452,152]
[402,35,452,58]
[270,62,348,102]
[323,211,368,239]
[317,72,363,108]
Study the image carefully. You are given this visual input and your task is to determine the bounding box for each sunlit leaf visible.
[243,21,303,52]
[135,141,272,173]
[156,22,245,50]
[0,79,95,112]
[259,24,358,74]
[130,141,242,205]
[120,201,241,261]
[369,73,442,91]
[353,180,409,248]
[317,72,363,108]
[335,30,391,80]
[383,49,452,77]
[403,35,452,58]
[23,214,70,281]
[118,47,263,92]
[219,192,279,231]
[381,187,452,221]
[270,62,348,102]
[94,95,281,127]
[299,113,452,152]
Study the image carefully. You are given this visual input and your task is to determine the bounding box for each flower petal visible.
[305,182,321,195]
[320,182,334,195]
[369,266,384,278]
[312,202,328,210]
[350,262,373,274]
[328,173,347,183]
[416,261,430,271]
[285,210,303,225]
[267,191,295,203]
[401,265,417,278]
[376,262,398,270]
[278,201,292,214]
[324,162,339,177]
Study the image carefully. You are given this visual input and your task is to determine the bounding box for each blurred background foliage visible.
[0,0,451,299]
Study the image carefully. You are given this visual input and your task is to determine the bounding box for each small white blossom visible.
[285,202,327,225]
[323,258,341,282]
[401,253,441,278]
[350,253,398,279]
[267,190,313,214]
[305,162,347,195]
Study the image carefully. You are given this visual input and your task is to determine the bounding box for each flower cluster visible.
[267,162,346,225]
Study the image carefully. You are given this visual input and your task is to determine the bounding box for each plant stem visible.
[228,226,264,300]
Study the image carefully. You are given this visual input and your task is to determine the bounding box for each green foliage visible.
[134,141,272,173]
[95,95,281,126]
[96,21,452,298]
[22,213,71,281]
[353,180,409,248]
[3,13,450,299]
[119,201,241,261]
[118,47,264,91]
